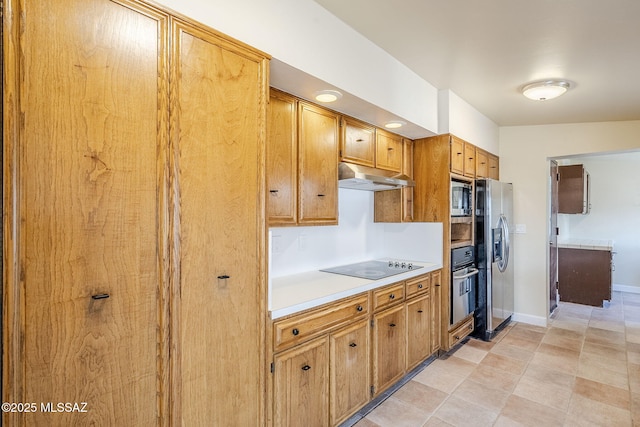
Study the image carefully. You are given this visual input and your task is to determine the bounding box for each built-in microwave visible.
[451,180,472,217]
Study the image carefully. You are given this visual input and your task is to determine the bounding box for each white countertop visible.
[269,261,442,319]
[558,238,614,251]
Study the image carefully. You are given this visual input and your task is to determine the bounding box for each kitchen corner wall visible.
[269,188,443,278]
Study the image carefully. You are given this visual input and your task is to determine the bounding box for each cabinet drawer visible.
[372,283,405,312]
[405,273,431,298]
[448,316,474,348]
[273,294,369,352]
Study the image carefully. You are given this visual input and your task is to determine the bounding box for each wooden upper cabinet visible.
[298,102,339,225]
[450,134,497,179]
[267,90,298,225]
[376,129,403,172]
[340,117,376,167]
[476,149,489,178]
[449,135,465,175]
[488,154,500,180]
[463,141,476,177]
[558,164,590,214]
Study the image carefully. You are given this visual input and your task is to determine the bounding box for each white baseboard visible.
[511,312,548,327]
[613,283,640,294]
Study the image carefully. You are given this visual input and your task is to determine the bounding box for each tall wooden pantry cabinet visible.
[2,0,268,425]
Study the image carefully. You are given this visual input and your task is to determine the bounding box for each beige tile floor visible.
[353,291,640,427]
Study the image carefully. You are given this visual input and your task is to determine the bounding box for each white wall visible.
[500,121,640,322]
[270,189,443,278]
[438,90,500,154]
[154,0,438,134]
[558,154,640,290]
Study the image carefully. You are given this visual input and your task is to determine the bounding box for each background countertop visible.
[557,238,614,251]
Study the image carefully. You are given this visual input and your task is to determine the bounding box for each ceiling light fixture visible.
[521,80,571,101]
[384,120,406,129]
[314,89,342,103]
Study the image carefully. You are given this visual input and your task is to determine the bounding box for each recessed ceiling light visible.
[384,120,406,129]
[521,80,571,101]
[314,90,342,103]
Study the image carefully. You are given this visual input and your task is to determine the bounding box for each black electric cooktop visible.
[320,260,422,280]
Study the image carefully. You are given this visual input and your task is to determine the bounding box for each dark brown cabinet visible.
[558,247,612,306]
[558,164,590,214]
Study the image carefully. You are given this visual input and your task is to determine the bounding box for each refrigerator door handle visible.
[497,214,510,272]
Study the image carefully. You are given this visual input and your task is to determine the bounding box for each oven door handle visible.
[452,268,479,280]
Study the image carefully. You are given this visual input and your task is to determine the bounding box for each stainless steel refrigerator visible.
[473,179,514,341]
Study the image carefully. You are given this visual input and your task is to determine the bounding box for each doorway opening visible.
[548,150,640,312]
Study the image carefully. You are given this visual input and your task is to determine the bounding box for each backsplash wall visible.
[269,188,443,278]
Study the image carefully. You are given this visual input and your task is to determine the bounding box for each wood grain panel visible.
[340,117,375,167]
[375,129,402,172]
[8,0,169,425]
[298,102,339,224]
[267,89,297,225]
[330,320,370,426]
[273,336,329,427]
[172,19,267,426]
[406,294,431,370]
[372,304,406,396]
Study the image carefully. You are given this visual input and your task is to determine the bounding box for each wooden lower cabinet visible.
[406,294,431,370]
[448,315,474,348]
[274,336,330,427]
[272,270,442,425]
[431,270,443,353]
[372,304,406,396]
[330,320,370,426]
[558,247,612,306]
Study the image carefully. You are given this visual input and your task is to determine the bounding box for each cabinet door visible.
[476,149,489,178]
[267,90,298,225]
[274,336,330,427]
[450,136,465,175]
[558,248,611,306]
[330,320,370,426]
[406,294,432,369]
[298,102,339,224]
[558,164,589,214]
[464,142,476,177]
[5,1,169,425]
[173,19,267,425]
[431,271,442,353]
[376,129,403,172]
[341,117,376,167]
[488,154,500,180]
[372,304,406,395]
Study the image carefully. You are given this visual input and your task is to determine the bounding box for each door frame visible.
[549,160,559,314]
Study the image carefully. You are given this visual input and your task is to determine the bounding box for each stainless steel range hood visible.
[338,162,415,191]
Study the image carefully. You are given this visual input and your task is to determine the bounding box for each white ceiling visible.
[312,0,640,127]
